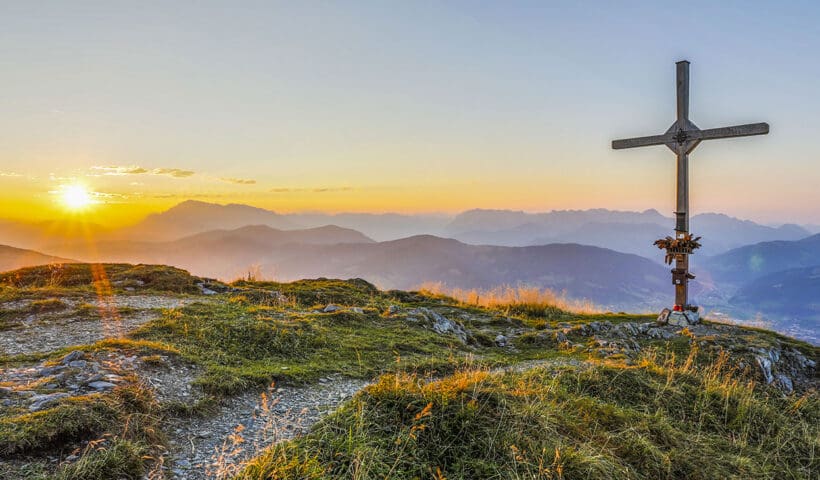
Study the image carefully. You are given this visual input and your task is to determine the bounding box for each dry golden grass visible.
[418,282,600,314]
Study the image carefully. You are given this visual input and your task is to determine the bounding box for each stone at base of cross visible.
[657,307,700,326]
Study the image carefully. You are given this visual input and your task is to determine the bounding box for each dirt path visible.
[164,376,370,479]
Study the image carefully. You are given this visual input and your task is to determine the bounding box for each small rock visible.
[88,381,116,390]
[554,331,568,343]
[774,374,794,394]
[37,365,65,377]
[495,334,508,347]
[646,327,674,340]
[387,305,400,315]
[68,360,88,369]
[419,308,468,344]
[61,350,85,365]
[351,307,364,314]
[323,304,340,313]
[29,392,70,412]
[657,308,671,325]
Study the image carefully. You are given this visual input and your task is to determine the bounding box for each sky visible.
[1,0,819,227]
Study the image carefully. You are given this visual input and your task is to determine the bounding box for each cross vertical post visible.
[674,60,690,306]
[611,60,769,320]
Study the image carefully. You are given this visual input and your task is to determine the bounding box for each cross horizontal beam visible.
[697,122,769,140]
[611,122,769,150]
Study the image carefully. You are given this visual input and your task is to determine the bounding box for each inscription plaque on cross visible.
[612,60,769,311]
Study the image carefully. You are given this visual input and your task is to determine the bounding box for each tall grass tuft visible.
[418,283,599,317]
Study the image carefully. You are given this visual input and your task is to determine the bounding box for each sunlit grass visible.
[240,349,819,480]
[418,282,600,316]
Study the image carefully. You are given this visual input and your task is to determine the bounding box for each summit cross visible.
[612,60,769,309]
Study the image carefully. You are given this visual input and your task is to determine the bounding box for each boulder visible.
[667,310,699,327]
[417,308,469,344]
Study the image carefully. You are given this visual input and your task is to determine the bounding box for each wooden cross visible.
[612,60,769,308]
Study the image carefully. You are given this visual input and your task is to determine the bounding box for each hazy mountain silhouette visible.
[2,202,806,259]
[0,245,75,272]
[56,229,669,311]
[286,213,450,241]
[0,219,110,251]
[445,209,810,258]
[728,265,820,343]
[731,266,820,318]
[114,200,299,241]
[49,224,373,278]
[703,234,820,284]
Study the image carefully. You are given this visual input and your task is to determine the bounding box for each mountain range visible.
[1,200,817,341]
[37,227,669,311]
[445,209,810,258]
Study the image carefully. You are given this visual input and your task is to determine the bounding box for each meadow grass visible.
[240,349,819,480]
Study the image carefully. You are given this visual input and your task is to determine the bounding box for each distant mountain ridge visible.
[50,228,669,311]
[2,201,809,260]
[445,209,811,257]
[112,200,299,241]
[702,233,820,284]
[0,245,75,273]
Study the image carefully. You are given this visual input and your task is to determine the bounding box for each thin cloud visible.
[312,187,353,193]
[220,177,257,185]
[152,193,226,199]
[270,186,354,193]
[152,168,195,178]
[0,171,22,177]
[92,165,149,176]
[91,165,194,178]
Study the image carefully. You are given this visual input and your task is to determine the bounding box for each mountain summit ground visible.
[0,264,816,479]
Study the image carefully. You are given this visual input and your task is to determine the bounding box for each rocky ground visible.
[0,292,373,480]
[0,294,199,356]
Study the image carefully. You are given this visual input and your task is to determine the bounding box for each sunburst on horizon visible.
[59,184,95,211]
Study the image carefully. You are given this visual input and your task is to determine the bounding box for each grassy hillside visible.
[0,264,816,479]
[243,359,818,479]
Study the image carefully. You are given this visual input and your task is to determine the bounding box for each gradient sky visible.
[1,1,819,226]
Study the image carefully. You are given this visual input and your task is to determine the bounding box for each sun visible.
[60,184,94,211]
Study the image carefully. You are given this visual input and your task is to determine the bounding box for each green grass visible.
[0,263,207,294]
[240,351,819,480]
[130,298,478,395]
[233,278,386,309]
